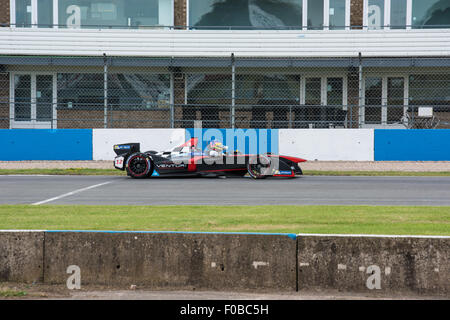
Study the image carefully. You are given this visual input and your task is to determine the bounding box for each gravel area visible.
[1,161,450,172]
[0,283,444,300]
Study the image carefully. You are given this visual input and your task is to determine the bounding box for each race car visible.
[113,138,306,179]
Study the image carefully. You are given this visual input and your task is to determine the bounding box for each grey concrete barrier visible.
[0,231,44,283]
[44,231,297,291]
[297,234,450,295]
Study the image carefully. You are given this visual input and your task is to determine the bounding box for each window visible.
[327,77,343,105]
[390,0,407,29]
[15,0,31,27]
[409,74,450,108]
[189,0,349,30]
[59,0,173,28]
[11,73,55,128]
[11,0,173,28]
[57,73,170,110]
[364,77,382,122]
[57,73,104,109]
[387,77,405,122]
[13,74,31,120]
[108,74,170,109]
[412,0,450,29]
[367,0,384,29]
[307,0,323,30]
[236,74,300,104]
[364,0,450,30]
[305,77,321,105]
[13,0,53,27]
[189,0,303,29]
[329,0,347,30]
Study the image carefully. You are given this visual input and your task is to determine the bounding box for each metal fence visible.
[1,55,449,129]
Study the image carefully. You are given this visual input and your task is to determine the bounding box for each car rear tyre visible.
[247,155,271,179]
[126,153,153,179]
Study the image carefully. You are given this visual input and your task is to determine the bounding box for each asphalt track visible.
[1,175,450,206]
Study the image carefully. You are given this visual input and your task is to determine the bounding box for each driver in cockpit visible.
[207,139,228,157]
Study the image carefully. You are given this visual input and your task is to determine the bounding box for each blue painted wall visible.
[2,128,449,161]
[374,129,450,161]
[0,129,93,160]
[185,128,279,155]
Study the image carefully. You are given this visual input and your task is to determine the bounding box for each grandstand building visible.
[0,0,449,129]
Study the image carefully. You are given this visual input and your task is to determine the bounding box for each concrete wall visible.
[0,129,93,160]
[0,231,44,283]
[374,129,450,161]
[0,231,448,295]
[3,128,450,161]
[278,129,374,161]
[93,129,185,160]
[44,231,297,291]
[297,234,449,295]
[185,128,279,156]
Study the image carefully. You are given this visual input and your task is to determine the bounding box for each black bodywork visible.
[113,141,305,179]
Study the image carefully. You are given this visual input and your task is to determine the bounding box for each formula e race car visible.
[113,138,306,179]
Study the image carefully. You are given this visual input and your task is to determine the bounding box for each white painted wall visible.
[93,129,185,160]
[279,129,374,161]
[0,28,449,57]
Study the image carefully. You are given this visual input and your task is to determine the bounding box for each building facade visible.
[0,0,449,129]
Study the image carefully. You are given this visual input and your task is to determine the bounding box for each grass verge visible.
[0,205,448,236]
[304,170,450,176]
[0,168,450,176]
[0,168,124,175]
[0,289,27,298]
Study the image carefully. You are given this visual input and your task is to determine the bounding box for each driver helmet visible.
[208,139,226,152]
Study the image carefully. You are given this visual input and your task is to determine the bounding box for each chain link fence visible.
[0,55,449,129]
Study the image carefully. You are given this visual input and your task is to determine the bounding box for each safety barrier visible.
[374,129,450,161]
[0,129,93,161]
[1,129,450,161]
[0,231,448,295]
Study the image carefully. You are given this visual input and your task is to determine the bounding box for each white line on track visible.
[32,181,113,205]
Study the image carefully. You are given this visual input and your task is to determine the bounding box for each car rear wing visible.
[113,143,140,156]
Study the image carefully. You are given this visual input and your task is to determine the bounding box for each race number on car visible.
[114,156,124,169]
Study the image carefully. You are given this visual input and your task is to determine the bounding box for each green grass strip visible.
[0,205,449,236]
[0,168,125,175]
[304,170,450,176]
[0,289,27,298]
[0,168,450,176]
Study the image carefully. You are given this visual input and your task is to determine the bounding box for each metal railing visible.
[0,55,449,129]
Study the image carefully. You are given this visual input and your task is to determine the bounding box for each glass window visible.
[412,0,450,29]
[108,74,170,109]
[305,78,321,105]
[367,0,384,29]
[14,74,31,121]
[364,77,382,122]
[58,0,172,28]
[390,0,407,29]
[38,0,53,28]
[387,77,404,122]
[189,0,302,29]
[236,74,300,104]
[36,75,53,121]
[409,74,450,108]
[307,0,324,30]
[187,74,231,104]
[15,0,32,27]
[327,77,343,105]
[57,73,104,109]
[329,0,346,30]
[57,73,170,110]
